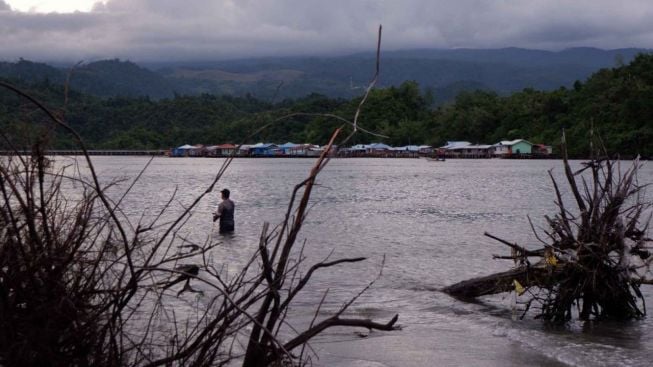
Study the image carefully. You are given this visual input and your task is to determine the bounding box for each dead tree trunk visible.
[442,266,555,299]
[442,131,652,322]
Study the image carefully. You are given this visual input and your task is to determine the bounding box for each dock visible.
[0,150,168,156]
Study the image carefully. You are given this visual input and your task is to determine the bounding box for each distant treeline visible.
[1,53,652,158]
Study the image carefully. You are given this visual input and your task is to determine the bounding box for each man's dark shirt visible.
[217,199,235,233]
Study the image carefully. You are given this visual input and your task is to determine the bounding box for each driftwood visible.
[442,264,557,299]
[443,131,653,322]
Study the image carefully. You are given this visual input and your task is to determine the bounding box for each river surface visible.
[77,156,652,367]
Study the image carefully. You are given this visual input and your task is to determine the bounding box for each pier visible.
[0,150,168,156]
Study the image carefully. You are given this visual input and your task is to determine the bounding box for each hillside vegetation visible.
[1,53,652,157]
[1,47,647,101]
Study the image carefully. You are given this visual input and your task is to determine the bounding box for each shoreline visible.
[1,150,645,160]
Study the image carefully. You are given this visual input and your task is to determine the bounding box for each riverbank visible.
[0,150,545,159]
[3,150,646,160]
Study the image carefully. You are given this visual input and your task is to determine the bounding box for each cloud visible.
[1,0,653,62]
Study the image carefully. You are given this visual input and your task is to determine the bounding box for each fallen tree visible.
[443,132,653,322]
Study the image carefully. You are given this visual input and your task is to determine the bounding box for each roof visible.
[450,144,493,150]
[251,142,277,149]
[279,142,298,149]
[349,144,369,150]
[440,141,471,149]
[368,143,392,150]
[495,139,533,146]
[176,144,195,150]
[216,144,236,149]
[390,145,422,152]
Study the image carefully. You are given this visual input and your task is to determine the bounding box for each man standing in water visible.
[213,188,235,233]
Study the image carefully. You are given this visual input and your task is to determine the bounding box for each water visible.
[74,156,653,366]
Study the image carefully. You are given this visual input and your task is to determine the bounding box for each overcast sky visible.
[1,0,653,62]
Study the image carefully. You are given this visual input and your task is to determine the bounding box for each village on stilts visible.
[168,139,554,159]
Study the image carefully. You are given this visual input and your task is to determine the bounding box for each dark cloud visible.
[1,0,653,62]
[1,11,107,32]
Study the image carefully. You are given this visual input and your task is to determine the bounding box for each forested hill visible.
[150,47,648,101]
[0,47,648,103]
[1,53,652,158]
[0,59,176,99]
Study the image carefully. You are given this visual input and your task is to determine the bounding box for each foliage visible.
[2,53,653,157]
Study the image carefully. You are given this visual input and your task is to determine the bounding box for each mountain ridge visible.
[1,47,649,103]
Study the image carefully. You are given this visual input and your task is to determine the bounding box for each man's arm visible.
[213,203,223,222]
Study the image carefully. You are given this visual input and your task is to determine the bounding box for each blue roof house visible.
[367,143,392,152]
[278,142,299,155]
[250,143,278,156]
[170,144,194,157]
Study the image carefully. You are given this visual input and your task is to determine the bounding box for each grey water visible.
[83,156,653,367]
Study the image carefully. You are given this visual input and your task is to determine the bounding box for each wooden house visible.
[493,139,533,157]
[533,144,553,156]
[287,144,317,156]
[439,141,471,157]
[278,142,299,155]
[216,144,237,156]
[188,144,205,157]
[449,144,493,158]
